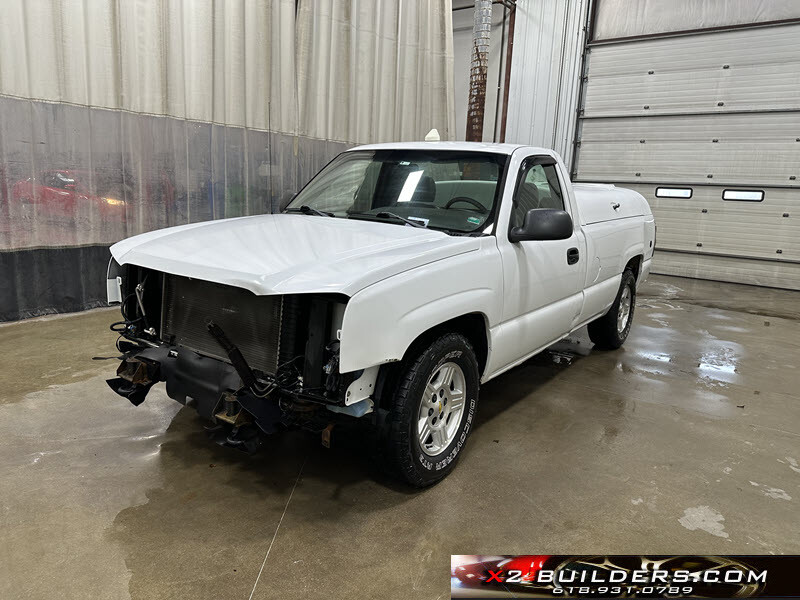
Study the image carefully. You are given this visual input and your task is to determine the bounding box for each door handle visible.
[567,247,579,265]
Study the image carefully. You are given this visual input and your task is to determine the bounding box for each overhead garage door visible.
[573,1,800,289]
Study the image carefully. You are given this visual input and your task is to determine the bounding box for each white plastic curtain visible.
[296,0,456,143]
[0,0,297,130]
[0,0,455,320]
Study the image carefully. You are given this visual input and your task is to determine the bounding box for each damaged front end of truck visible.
[105,259,377,452]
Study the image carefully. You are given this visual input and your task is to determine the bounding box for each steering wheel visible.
[444,196,487,212]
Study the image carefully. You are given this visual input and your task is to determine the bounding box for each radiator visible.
[161,274,283,375]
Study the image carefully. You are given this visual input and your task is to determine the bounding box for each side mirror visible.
[509,208,573,242]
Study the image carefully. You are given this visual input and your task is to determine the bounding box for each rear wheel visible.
[382,333,479,487]
[588,269,636,349]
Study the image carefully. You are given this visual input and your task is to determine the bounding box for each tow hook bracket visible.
[117,359,157,384]
[214,392,252,427]
[107,358,160,406]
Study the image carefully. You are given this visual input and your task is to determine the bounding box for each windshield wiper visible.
[348,211,426,228]
[285,205,335,217]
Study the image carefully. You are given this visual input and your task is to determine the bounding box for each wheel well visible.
[433,313,488,375]
[373,312,489,410]
[407,313,488,375]
[625,255,643,280]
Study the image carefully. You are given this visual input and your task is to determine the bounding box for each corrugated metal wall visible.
[0,0,455,321]
[504,0,588,169]
[574,1,800,289]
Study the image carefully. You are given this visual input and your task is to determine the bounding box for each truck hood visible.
[110,214,480,296]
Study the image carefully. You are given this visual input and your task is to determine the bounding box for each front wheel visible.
[588,269,636,349]
[382,333,480,487]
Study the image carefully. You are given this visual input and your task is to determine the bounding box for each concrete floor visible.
[1,274,799,599]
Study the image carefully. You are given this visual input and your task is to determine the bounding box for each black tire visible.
[588,269,636,350]
[382,333,480,487]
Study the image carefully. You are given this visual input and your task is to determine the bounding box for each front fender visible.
[338,239,502,373]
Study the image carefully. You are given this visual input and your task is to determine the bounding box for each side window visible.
[511,160,565,228]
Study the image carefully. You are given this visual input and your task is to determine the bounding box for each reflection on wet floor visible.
[1,274,800,599]
[698,348,738,375]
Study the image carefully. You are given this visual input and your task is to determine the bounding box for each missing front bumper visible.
[106,346,301,440]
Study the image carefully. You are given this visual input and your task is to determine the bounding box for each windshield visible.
[286,150,508,234]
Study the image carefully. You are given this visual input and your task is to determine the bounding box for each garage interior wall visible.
[504,0,588,168]
[574,0,800,289]
[593,0,800,39]
[0,0,455,321]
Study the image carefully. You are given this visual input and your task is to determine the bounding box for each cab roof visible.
[348,141,556,157]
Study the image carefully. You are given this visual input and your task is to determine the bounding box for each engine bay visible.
[106,262,369,452]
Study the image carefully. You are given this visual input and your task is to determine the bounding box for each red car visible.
[452,555,552,587]
[11,169,127,221]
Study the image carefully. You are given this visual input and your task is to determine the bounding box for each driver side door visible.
[493,155,586,370]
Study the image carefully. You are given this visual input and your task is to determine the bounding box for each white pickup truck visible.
[105,142,655,486]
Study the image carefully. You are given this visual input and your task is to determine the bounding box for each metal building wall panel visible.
[505,0,587,168]
[593,0,800,40]
[573,18,800,288]
[653,215,798,259]
[617,183,799,262]
[583,24,800,117]
[653,252,800,291]
[576,113,800,187]
[579,113,800,141]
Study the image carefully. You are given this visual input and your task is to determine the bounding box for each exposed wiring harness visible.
[110,292,141,332]
[109,292,146,353]
[238,356,304,400]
